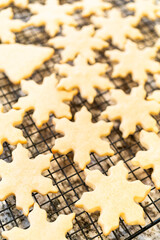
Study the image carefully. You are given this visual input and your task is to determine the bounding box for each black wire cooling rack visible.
[0,0,160,239]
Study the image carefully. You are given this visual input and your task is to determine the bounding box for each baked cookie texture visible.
[14,74,77,127]
[106,40,160,85]
[76,161,151,236]
[2,203,75,240]
[0,43,54,84]
[0,0,28,8]
[92,9,143,49]
[28,0,77,37]
[0,144,57,216]
[52,106,114,170]
[48,25,108,63]
[0,104,26,154]
[102,86,160,138]
[56,55,114,104]
[132,130,160,189]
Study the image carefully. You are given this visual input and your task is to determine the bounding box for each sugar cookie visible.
[14,74,77,127]
[101,86,160,138]
[106,40,160,85]
[132,130,160,189]
[48,25,108,64]
[0,43,53,84]
[28,0,77,37]
[76,161,151,236]
[0,105,26,154]
[55,55,114,104]
[52,106,114,170]
[0,144,57,216]
[2,203,75,240]
[148,89,160,103]
[74,0,112,17]
[126,0,160,22]
[0,8,27,44]
[0,0,28,8]
[92,9,143,49]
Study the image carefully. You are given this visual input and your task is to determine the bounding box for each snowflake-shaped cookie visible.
[28,0,77,37]
[132,130,160,189]
[55,55,114,104]
[0,144,57,216]
[75,0,112,17]
[76,161,151,236]
[52,106,114,170]
[0,0,28,8]
[92,9,143,49]
[14,74,77,127]
[2,203,75,240]
[101,86,160,138]
[0,43,53,84]
[0,8,26,44]
[0,105,26,154]
[126,0,160,22]
[106,40,160,85]
[48,25,108,63]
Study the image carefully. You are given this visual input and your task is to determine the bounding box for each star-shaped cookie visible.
[75,0,112,17]
[0,43,54,84]
[0,144,57,216]
[48,25,108,63]
[126,0,160,22]
[76,161,151,236]
[55,55,114,104]
[52,106,114,170]
[2,203,75,240]
[92,9,143,49]
[132,130,160,189]
[0,8,26,44]
[14,74,77,127]
[28,0,77,37]
[101,86,160,138]
[0,105,26,154]
[106,40,160,85]
[0,0,28,8]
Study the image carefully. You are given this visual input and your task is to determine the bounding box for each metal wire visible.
[0,0,160,239]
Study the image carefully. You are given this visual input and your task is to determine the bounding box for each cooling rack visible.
[0,0,160,239]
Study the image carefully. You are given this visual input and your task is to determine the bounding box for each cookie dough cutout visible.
[101,86,160,138]
[92,9,143,49]
[2,203,75,240]
[148,89,160,103]
[0,43,54,84]
[56,55,114,104]
[132,130,160,189]
[0,144,57,216]
[0,8,27,44]
[0,0,28,8]
[126,0,160,23]
[48,25,108,64]
[75,0,112,17]
[106,40,160,85]
[52,106,114,170]
[0,105,26,155]
[28,0,77,37]
[14,74,77,127]
[76,161,151,236]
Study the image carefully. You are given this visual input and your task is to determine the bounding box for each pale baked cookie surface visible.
[132,130,160,189]
[2,203,75,240]
[0,43,54,84]
[14,74,77,127]
[0,0,28,8]
[0,144,57,216]
[55,55,114,104]
[102,86,160,138]
[52,106,114,170]
[76,161,151,236]
[48,25,108,63]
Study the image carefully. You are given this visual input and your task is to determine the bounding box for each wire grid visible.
[0,0,160,239]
